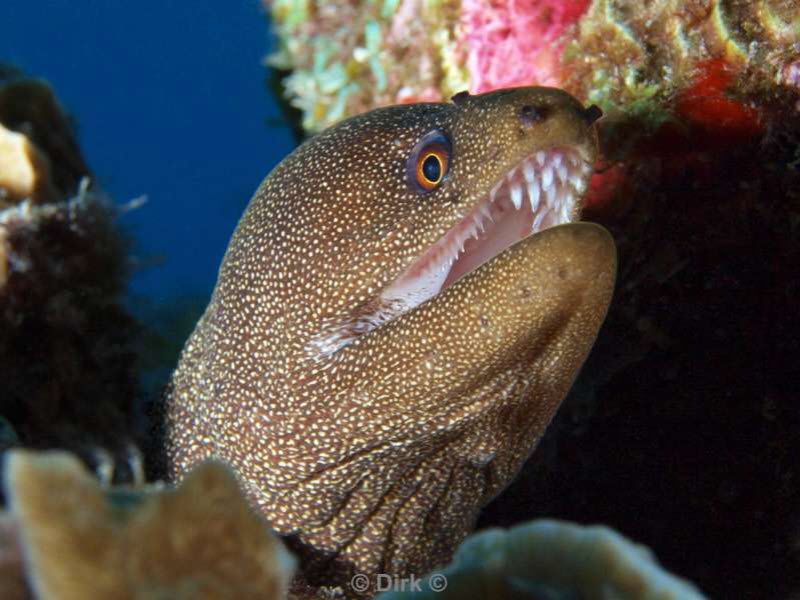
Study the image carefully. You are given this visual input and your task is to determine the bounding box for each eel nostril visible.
[451,90,470,105]
[520,104,549,127]
[584,104,603,126]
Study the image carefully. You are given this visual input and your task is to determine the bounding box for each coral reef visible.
[267,0,453,131]
[266,0,593,131]
[564,0,800,123]
[461,0,590,93]
[1,450,295,600]
[266,1,799,135]
[0,76,144,483]
[377,519,706,599]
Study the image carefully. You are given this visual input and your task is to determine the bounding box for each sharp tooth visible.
[480,203,492,220]
[532,209,547,231]
[570,174,585,193]
[529,182,540,212]
[561,204,572,222]
[523,161,536,184]
[490,183,500,202]
[558,187,573,210]
[536,151,546,166]
[553,154,562,169]
[542,166,553,190]
[546,184,557,205]
[506,166,517,181]
[510,184,523,209]
[557,163,568,183]
[582,162,594,176]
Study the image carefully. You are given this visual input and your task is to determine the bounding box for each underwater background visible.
[0,0,294,306]
[1,1,800,598]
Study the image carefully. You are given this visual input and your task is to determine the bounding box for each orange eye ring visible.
[416,148,448,190]
[407,130,452,193]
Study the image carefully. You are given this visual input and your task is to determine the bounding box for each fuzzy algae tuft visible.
[0,75,143,468]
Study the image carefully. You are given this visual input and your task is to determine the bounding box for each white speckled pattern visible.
[165,87,615,597]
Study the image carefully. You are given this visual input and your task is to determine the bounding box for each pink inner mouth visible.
[308,147,595,359]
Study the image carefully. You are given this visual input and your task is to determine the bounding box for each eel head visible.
[166,87,616,593]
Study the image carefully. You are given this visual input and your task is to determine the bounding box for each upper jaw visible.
[306,144,595,361]
[379,146,595,315]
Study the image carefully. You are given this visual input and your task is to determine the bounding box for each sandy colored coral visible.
[0,512,29,600]
[0,123,55,207]
[4,450,295,600]
[378,519,707,599]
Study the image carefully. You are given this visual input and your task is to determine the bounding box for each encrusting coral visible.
[266,0,799,138]
[1,450,295,600]
[377,519,707,599]
[564,0,800,115]
[266,0,592,131]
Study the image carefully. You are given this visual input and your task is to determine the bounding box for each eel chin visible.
[309,146,595,359]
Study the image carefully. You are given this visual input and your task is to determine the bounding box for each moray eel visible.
[166,87,616,597]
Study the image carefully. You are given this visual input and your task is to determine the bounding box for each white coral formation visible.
[378,519,707,599]
[0,122,52,206]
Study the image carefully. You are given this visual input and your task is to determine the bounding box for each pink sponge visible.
[461,0,590,93]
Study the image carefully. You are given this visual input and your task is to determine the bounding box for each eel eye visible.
[418,149,446,189]
[408,131,451,192]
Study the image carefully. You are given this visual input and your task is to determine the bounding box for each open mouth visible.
[309,146,595,360]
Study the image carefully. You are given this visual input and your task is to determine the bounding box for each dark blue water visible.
[0,1,296,303]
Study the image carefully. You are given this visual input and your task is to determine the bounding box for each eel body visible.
[165,87,616,596]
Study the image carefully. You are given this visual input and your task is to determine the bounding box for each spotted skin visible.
[166,87,616,596]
